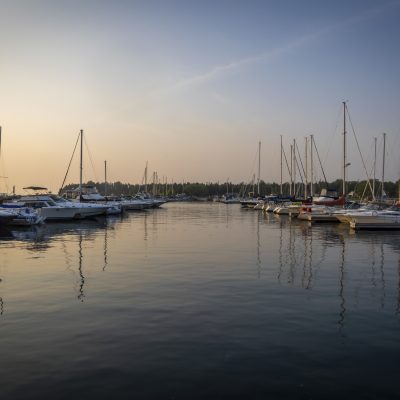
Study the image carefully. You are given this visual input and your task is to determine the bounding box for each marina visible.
[1,1,400,398]
[0,202,400,399]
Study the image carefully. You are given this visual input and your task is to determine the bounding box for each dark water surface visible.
[0,202,399,399]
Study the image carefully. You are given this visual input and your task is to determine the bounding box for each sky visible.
[0,0,399,194]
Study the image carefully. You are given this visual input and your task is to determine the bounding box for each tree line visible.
[61,178,400,200]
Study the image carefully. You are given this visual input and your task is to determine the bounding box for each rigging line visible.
[312,137,328,186]
[0,133,9,193]
[360,180,369,202]
[369,136,384,177]
[60,131,80,192]
[295,154,305,185]
[282,146,291,178]
[83,135,99,183]
[242,146,259,196]
[295,140,306,178]
[247,146,259,183]
[345,103,375,199]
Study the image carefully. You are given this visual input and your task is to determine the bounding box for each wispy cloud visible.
[171,0,400,91]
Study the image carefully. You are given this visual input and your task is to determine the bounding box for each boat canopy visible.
[23,186,48,191]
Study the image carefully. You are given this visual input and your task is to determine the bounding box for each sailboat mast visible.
[382,132,386,199]
[79,129,83,200]
[0,126,2,160]
[290,144,293,196]
[310,135,314,197]
[104,160,107,198]
[342,102,346,196]
[280,135,283,196]
[144,161,148,193]
[293,139,296,197]
[257,141,261,196]
[373,137,377,199]
[305,137,308,199]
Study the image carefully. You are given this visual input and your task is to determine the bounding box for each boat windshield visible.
[50,195,67,203]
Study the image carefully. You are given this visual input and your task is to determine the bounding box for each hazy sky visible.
[0,0,399,193]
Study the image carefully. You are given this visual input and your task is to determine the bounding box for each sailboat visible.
[312,104,347,207]
[60,130,116,216]
[240,142,264,209]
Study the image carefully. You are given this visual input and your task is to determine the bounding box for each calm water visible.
[0,202,399,399]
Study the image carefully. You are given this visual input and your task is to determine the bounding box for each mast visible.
[257,141,261,196]
[79,129,83,200]
[305,136,308,199]
[290,144,293,196]
[293,139,296,197]
[280,135,283,195]
[104,160,107,198]
[342,102,346,197]
[310,135,314,197]
[144,161,148,193]
[382,132,386,199]
[0,126,2,160]
[373,137,377,199]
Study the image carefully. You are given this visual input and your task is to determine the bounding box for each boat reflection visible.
[3,218,117,303]
[268,215,400,330]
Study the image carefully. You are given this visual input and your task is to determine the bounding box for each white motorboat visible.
[50,195,110,217]
[274,202,302,215]
[1,207,46,226]
[4,195,107,221]
[297,205,340,222]
[134,193,166,208]
[119,197,151,211]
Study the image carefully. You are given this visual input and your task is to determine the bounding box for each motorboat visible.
[221,194,241,204]
[134,193,167,208]
[2,207,46,226]
[274,202,302,215]
[240,198,263,209]
[297,205,340,222]
[3,195,107,221]
[349,209,400,230]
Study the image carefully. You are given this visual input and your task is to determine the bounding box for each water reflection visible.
[103,226,108,271]
[338,234,346,332]
[0,217,120,304]
[77,232,85,302]
[266,215,400,322]
[0,205,399,320]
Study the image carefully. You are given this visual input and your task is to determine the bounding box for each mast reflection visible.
[77,232,85,302]
[379,242,386,309]
[256,213,261,278]
[103,225,108,271]
[338,234,346,332]
[0,278,3,316]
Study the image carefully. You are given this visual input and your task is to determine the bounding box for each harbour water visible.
[0,202,399,399]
